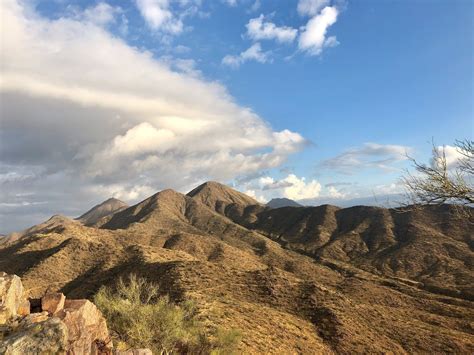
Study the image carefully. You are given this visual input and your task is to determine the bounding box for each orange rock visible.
[18,299,31,316]
[41,292,65,315]
[57,299,111,354]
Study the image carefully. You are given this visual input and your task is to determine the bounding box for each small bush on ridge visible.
[94,274,241,354]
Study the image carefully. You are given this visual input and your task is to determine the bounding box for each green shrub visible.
[94,274,241,354]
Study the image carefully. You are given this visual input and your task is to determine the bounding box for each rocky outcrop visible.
[56,299,110,354]
[42,292,66,315]
[0,273,113,354]
[0,317,68,354]
[0,273,27,324]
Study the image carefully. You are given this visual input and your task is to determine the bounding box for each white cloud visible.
[321,143,412,174]
[299,6,339,56]
[222,0,238,6]
[222,43,270,68]
[135,0,183,33]
[281,174,321,200]
[297,0,330,17]
[244,189,267,203]
[81,2,121,26]
[110,122,176,156]
[246,15,298,43]
[327,186,345,199]
[0,0,306,232]
[432,145,469,170]
[249,0,261,13]
[246,174,321,201]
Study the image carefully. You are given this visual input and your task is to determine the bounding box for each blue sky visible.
[0,0,472,232]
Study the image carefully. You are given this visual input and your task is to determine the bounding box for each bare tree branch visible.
[401,139,473,219]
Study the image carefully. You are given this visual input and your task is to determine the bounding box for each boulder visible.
[0,273,24,324]
[0,316,68,354]
[42,292,65,315]
[56,299,111,354]
[17,300,30,317]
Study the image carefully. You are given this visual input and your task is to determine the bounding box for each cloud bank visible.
[0,0,306,232]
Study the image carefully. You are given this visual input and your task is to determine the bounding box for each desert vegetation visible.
[403,139,473,212]
[94,274,241,354]
[1,181,473,353]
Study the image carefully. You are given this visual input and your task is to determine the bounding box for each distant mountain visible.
[300,193,405,208]
[267,198,302,209]
[1,181,473,353]
[76,197,128,226]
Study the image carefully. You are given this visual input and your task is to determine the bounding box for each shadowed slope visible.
[187,181,267,225]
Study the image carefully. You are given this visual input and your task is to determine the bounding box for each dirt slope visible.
[1,182,473,353]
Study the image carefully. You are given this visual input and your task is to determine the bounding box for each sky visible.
[0,0,472,233]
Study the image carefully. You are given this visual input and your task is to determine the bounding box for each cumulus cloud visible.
[222,43,270,67]
[251,174,321,200]
[321,143,412,174]
[134,0,202,34]
[246,15,298,43]
[297,0,330,17]
[299,6,339,55]
[327,186,345,199]
[81,2,122,26]
[0,0,306,232]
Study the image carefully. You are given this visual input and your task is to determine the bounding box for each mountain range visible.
[1,181,473,353]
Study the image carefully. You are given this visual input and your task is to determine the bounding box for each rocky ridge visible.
[0,272,150,354]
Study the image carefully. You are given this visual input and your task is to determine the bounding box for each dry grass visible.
[94,274,241,354]
[1,182,473,353]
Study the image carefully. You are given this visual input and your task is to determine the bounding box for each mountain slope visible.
[1,182,473,353]
[76,198,128,226]
[187,181,266,225]
[187,181,260,211]
[248,204,474,299]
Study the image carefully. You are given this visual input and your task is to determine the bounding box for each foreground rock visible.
[57,299,110,354]
[0,273,27,324]
[0,317,68,354]
[0,273,113,354]
[42,292,66,315]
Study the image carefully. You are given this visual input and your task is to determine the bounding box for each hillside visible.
[1,182,473,353]
[76,197,128,226]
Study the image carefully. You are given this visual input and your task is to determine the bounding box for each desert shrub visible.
[253,239,268,256]
[94,274,241,354]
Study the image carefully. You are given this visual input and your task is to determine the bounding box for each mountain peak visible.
[76,197,128,226]
[187,181,260,209]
